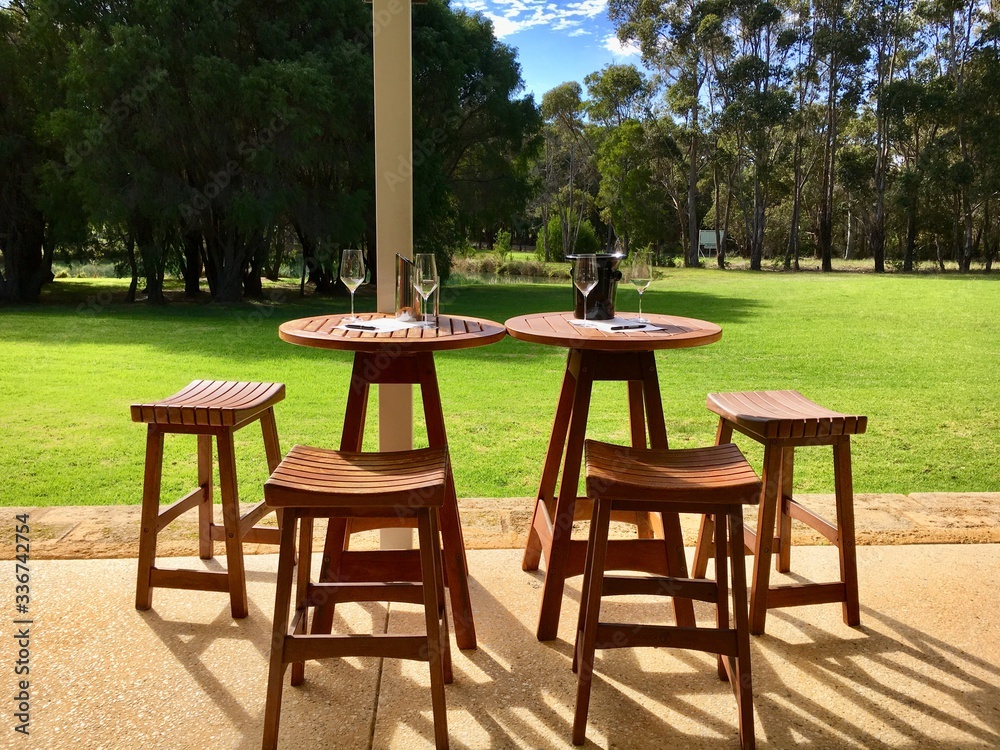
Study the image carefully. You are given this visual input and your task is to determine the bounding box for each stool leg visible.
[728,511,755,750]
[776,448,794,574]
[217,429,249,619]
[418,510,450,750]
[572,493,604,675]
[572,497,612,747]
[312,518,348,635]
[714,512,729,681]
[691,514,715,579]
[692,417,736,578]
[197,434,214,560]
[259,406,286,553]
[749,441,782,635]
[262,510,299,750]
[136,426,164,610]
[428,508,453,684]
[834,437,861,627]
[290,516,314,687]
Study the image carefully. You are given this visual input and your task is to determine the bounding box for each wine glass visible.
[625,250,652,322]
[413,253,439,328]
[340,248,366,322]
[573,254,598,320]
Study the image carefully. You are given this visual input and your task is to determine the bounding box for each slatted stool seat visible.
[575,440,761,749]
[131,380,284,618]
[261,445,453,750]
[692,390,867,635]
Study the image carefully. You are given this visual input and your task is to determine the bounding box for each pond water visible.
[449,272,563,286]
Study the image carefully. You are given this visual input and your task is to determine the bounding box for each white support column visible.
[373,0,414,549]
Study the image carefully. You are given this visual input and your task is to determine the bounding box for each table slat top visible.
[504,312,722,351]
[278,313,506,352]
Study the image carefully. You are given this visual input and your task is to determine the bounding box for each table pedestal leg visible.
[313,351,477,650]
[531,348,695,642]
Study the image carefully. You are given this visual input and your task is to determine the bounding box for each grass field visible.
[1,268,998,507]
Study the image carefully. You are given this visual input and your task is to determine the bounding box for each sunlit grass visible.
[1,268,997,506]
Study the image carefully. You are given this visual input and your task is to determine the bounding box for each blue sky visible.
[450,0,644,101]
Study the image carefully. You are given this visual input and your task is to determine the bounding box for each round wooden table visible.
[278,312,506,650]
[504,311,722,641]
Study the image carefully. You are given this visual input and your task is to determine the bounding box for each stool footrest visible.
[336,550,425,582]
[239,500,274,537]
[155,487,207,533]
[150,567,229,592]
[602,575,718,604]
[209,523,280,545]
[766,581,846,609]
[787,500,838,543]
[284,633,430,663]
[594,623,739,657]
[305,581,425,606]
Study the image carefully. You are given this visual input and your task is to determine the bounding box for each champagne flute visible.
[340,248,366,322]
[413,253,439,328]
[574,254,598,320]
[625,250,652,322]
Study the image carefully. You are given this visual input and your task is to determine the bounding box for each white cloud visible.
[568,28,591,37]
[454,0,608,39]
[602,34,640,57]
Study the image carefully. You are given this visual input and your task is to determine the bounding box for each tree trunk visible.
[749,174,765,271]
[686,120,700,268]
[0,209,51,303]
[903,190,918,272]
[984,198,995,273]
[181,230,203,298]
[204,230,249,304]
[126,234,138,303]
[818,53,839,272]
[714,164,725,269]
[134,216,165,304]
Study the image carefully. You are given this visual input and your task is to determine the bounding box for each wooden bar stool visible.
[261,445,452,750]
[692,390,867,635]
[575,440,761,749]
[131,380,284,618]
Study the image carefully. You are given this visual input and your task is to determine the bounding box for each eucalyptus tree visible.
[610,0,729,266]
[715,0,794,270]
[858,0,915,272]
[812,0,869,271]
[882,46,942,271]
[413,3,541,266]
[540,82,596,258]
[780,0,823,270]
[586,64,654,253]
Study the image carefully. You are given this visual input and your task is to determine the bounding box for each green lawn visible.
[1,269,997,507]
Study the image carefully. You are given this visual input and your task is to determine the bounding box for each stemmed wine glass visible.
[624,250,652,323]
[413,253,439,328]
[340,248,366,322]
[573,254,598,320]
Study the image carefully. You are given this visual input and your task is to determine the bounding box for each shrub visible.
[494,229,512,262]
[544,215,601,258]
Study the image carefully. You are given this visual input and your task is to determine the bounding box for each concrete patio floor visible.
[9,543,1000,749]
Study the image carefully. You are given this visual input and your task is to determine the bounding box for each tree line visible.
[3,0,998,307]
[546,0,999,272]
[0,0,540,303]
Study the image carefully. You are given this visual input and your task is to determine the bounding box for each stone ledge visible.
[2,493,998,560]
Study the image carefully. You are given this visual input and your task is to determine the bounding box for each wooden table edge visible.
[503,312,722,351]
[278,313,507,352]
